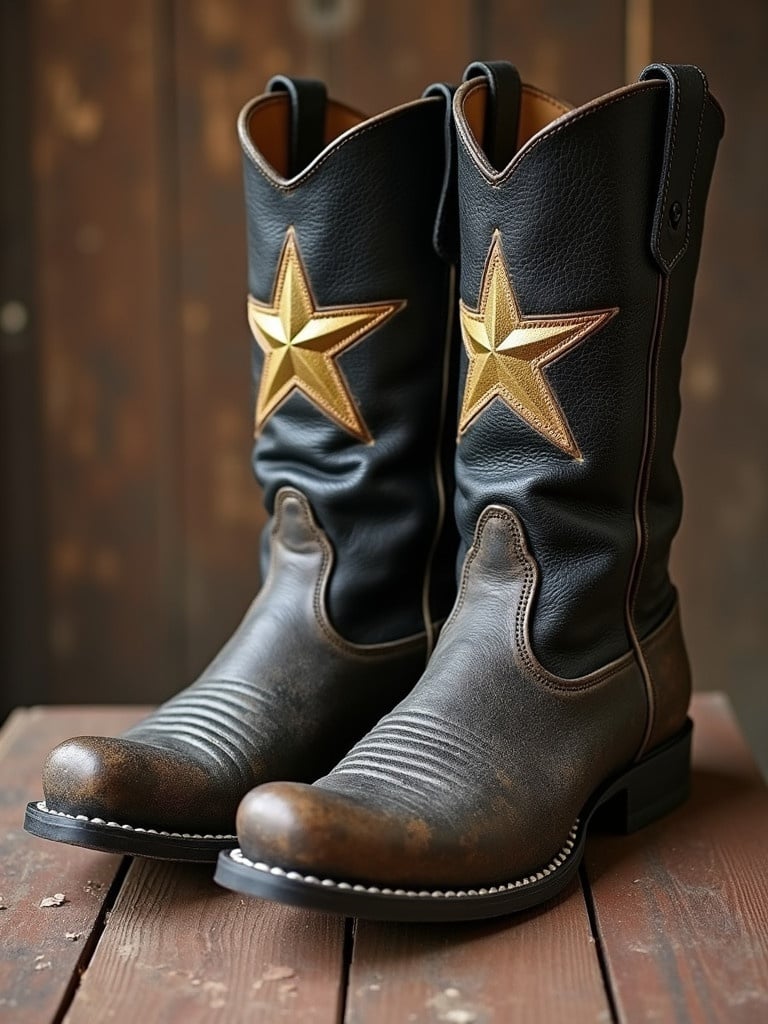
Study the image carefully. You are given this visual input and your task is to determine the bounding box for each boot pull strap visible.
[267,75,327,177]
[423,81,459,263]
[462,61,522,172]
[639,63,709,274]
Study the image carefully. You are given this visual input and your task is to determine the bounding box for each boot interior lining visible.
[462,83,572,163]
[243,95,366,178]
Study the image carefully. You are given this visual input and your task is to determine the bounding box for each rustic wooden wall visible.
[1,1,765,763]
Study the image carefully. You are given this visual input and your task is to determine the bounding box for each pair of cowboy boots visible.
[25,59,723,923]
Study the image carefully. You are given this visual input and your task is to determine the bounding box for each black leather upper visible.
[453,70,724,676]
[241,92,458,644]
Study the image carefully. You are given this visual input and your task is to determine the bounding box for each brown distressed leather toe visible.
[43,736,235,835]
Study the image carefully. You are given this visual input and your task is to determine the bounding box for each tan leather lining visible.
[461,83,572,164]
[244,95,365,178]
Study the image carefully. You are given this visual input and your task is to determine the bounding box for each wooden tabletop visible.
[1,694,767,1023]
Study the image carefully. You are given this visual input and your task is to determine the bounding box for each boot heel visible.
[597,720,692,834]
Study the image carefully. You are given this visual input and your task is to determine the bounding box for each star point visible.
[459,232,618,458]
[248,227,403,443]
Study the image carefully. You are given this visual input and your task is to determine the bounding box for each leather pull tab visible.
[267,75,327,176]
[640,63,709,274]
[423,81,459,263]
[462,60,522,171]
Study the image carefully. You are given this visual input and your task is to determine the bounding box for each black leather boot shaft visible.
[241,84,458,643]
[453,64,723,679]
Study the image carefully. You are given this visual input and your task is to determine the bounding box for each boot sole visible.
[23,801,234,862]
[213,720,692,922]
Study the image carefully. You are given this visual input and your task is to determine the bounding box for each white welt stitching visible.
[228,821,580,898]
[35,801,236,841]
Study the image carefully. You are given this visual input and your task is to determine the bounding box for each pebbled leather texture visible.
[241,91,459,643]
[237,507,649,887]
[43,490,431,833]
[452,69,723,679]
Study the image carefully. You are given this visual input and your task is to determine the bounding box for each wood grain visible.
[0,706,146,1024]
[65,858,347,1024]
[31,0,182,705]
[481,0,626,105]
[346,880,611,1024]
[327,0,474,112]
[586,693,768,1023]
[652,0,768,778]
[172,0,313,682]
[0,0,47,721]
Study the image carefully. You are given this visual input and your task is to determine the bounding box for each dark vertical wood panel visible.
[326,0,474,111]
[31,0,181,704]
[0,707,145,1024]
[346,882,610,1024]
[586,694,768,1023]
[652,0,768,773]
[482,0,626,104]
[0,0,47,718]
[172,0,324,679]
[65,858,346,1024]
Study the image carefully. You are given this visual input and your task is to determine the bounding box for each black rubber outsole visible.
[213,721,692,922]
[23,801,234,863]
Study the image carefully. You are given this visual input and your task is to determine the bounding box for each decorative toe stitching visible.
[35,801,236,841]
[228,821,580,898]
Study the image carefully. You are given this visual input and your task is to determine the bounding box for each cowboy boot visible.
[215,61,724,919]
[24,75,459,861]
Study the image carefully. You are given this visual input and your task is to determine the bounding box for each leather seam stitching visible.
[664,65,706,273]
[35,802,236,840]
[419,265,456,656]
[271,489,428,658]
[242,101,434,193]
[628,276,670,756]
[456,83,666,187]
[656,64,680,272]
[228,818,580,897]
[452,507,634,693]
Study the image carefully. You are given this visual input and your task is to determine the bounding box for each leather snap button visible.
[669,201,683,230]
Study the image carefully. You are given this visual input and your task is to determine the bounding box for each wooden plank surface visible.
[481,0,626,105]
[586,694,768,1023]
[346,880,611,1024]
[2,695,768,1021]
[0,706,146,1024]
[0,0,47,720]
[65,859,348,1023]
[653,0,768,777]
[327,0,474,112]
[30,0,182,706]
[172,0,305,682]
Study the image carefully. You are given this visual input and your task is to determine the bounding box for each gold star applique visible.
[248,228,404,443]
[459,232,618,458]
